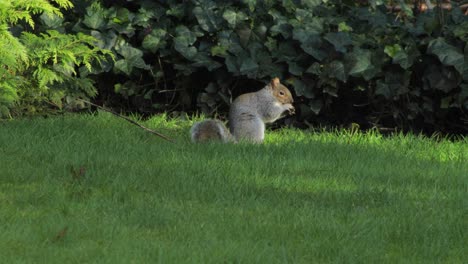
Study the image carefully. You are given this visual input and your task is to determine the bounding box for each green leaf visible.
[453,22,468,42]
[458,83,468,105]
[240,58,259,74]
[166,4,185,18]
[223,10,248,28]
[310,99,322,114]
[397,0,413,18]
[237,28,252,46]
[375,80,391,99]
[211,45,228,57]
[384,44,402,58]
[385,43,419,69]
[242,0,257,11]
[142,29,166,53]
[297,34,326,61]
[83,3,106,30]
[423,66,459,92]
[324,32,352,53]
[323,85,338,97]
[325,61,346,82]
[291,78,314,98]
[192,53,222,71]
[338,22,353,32]
[288,61,304,76]
[193,3,219,32]
[270,23,293,38]
[306,62,322,75]
[174,26,197,60]
[345,48,374,80]
[114,44,149,75]
[225,55,240,74]
[40,13,64,28]
[302,0,322,8]
[450,5,465,24]
[440,96,452,109]
[392,50,414,69]
[427,38,464,74]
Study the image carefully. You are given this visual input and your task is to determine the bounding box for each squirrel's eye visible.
[279,91,285,96]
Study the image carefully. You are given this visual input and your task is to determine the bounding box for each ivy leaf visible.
[83,4,106,30]
[166,4,185,18]
[242,0,257,12]
[192,53,222,71]
[306,62,322,75]
[270,23,293,38]
[397,0,413,18]
[240,57,259,74]
[296,33,326,61]
[223,10,248,28]
[323,85,338,97]
[463,46,468,82]
[423,66,459,92]
[338,22,353,32]
[290,78,314,98]
[385,43,419,69]
[453,22,468,42]
[40,13,64,29]
[325,60,346,82]
[302,0,322,8]
[450,6,465,24]
[174,26,197,60]
[310,99,322,114]
[375,80,391,99]
[211,45,228,57]
[90,30,117,50]
[458,83,468,109]
[384,44,402,58]
[324,32,352,53]
[225,55,240,74]
[288,61,304,76]
[345,48,375,80]
[193,3,219,32]
[237,28,252,46]
[114,44,149,75]
[427,38,464,74]
[142,29,166,53]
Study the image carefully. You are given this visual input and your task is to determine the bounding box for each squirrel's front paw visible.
[287,105,295,115]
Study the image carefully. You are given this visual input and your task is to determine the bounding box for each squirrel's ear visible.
[271,77,280,89]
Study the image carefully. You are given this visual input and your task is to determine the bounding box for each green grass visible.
[0,113,466,263]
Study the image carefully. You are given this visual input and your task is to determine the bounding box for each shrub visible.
[0,0,112,117]
[5,0,468,133]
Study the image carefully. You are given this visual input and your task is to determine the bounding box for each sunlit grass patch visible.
[0,114,466,263]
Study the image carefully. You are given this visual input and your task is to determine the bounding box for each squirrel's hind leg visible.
[231,116,265,143]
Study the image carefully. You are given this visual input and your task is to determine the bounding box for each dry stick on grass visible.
[79,99,174,143]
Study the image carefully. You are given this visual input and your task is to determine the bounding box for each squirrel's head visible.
[270,77,294,104]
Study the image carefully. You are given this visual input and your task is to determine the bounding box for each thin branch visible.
[79,99,174,143]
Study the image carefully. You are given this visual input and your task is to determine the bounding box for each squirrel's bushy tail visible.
[190,119,234,143]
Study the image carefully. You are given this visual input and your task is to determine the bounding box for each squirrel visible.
[190,77,295,143]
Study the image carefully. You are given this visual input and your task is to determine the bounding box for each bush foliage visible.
[0,0,111,117]
[1,0,467,133]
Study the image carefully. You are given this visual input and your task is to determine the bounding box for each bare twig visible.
[52,226,68,242]
[79,99,174,143]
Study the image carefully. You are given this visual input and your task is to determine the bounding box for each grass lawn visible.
[0,113,466,263]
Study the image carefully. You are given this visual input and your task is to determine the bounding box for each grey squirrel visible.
[190,77,295,143]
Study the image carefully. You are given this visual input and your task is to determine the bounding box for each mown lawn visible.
[0,113,466,263]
